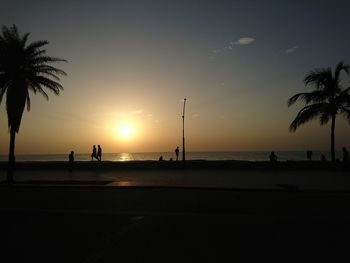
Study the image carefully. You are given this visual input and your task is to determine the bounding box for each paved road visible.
[1,186,350,262]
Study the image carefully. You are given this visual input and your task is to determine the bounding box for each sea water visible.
[0,151,343,162]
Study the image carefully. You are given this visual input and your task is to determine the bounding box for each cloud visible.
[232,37,255,45]
[286,45,299,54]
[212,37,255,55]
[191,113,200,118]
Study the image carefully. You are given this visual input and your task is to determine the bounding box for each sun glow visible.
[115,123,134,141]
[119,126,131,138]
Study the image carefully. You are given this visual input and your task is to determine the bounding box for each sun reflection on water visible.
[119,153,133,161]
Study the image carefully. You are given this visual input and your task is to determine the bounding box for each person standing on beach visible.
[269,151,277,162]
[307,150,312,161]
[68,151,74,171]
[175,146,179,161]
[91,145,97,161]
[97,145,102,161]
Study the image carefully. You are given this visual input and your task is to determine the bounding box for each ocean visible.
[0,151,343,162]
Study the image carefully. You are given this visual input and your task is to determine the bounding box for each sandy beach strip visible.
[0,160,349,190]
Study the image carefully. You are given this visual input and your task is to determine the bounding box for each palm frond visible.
[334,87,350,106]
[26,95,31,111]
[20,32,30,49]
[28,49,47,60]
[289,103,327,132]
[28,80,48,100]
[31,56,67,65]
[1,25,19,42]
[0,82,8,104]
[25,40,48,56]
[30,75,63,95]
[288,93,307,107]
[287,90,327,107]
[33,65,67,76]
[319,111,332,125]
[37,71,61,81]
[304,68,332,89]
[334,60,349,83]
[339,107,350,123]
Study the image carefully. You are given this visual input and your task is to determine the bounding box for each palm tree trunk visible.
[6,129,16,182]
[331,114,336,163]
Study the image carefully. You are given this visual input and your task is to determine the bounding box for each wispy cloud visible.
[286,45,299,54]
[212,37,256,55]
[192,113,200,118]
[233,37,255,45]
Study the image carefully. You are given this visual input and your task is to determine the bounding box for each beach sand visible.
[0,160,349,190]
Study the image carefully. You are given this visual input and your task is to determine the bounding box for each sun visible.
[119,126,130,138]
[116,124,133,141]
[113,121,138,142]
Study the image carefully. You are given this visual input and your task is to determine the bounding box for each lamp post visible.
[182,98,187,161]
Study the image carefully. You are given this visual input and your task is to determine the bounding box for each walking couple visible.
[91,145,102,161]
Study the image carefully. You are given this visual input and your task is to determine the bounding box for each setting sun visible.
[119,126,131,138]
[116,125,133,141]
[112,119,142,146]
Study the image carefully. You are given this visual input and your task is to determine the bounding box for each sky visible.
[0,0,350,154]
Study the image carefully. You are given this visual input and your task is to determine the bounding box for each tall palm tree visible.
[0,25,66,181]
[288,61,350,162]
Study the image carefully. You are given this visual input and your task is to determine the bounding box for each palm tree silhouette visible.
[288,61,350,162]
[0,25,67,181]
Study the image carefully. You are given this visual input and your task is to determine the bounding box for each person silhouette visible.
[321,154,327,162]
[269,151,277,162]
[175,146,179,161]
[68,151,74,171]
[97,145,102,161]
[91,145,97,161]
[307,150,312,161]
[343,147,349,163]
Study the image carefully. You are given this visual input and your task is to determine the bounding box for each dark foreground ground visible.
[1,184,350,262]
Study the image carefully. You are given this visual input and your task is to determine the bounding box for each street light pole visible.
[182,98,187,161]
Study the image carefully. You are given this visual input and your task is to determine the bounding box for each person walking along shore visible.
[91,145,98,161]
[97,145,102,161]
